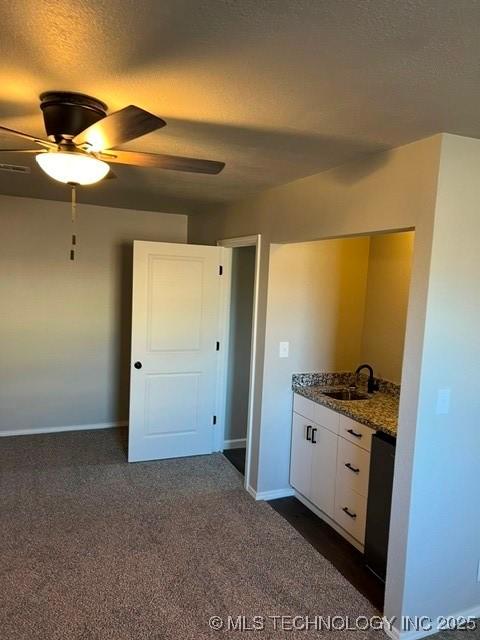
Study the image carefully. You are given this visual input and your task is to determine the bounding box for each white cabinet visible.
[334,483,368,542]
[290,413,313,499]
[291,393,376,548]
[339,415,375,452]
[336,437,371,497]
[290,408,338,517]
[293,394,339,434]
[310,424,337,518]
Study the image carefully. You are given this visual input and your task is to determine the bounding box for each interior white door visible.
[128,241,223,462]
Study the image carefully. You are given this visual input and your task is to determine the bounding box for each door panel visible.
[310,424,338,518]
[147,255,203,351]
[128,241,223,462]
[144,372,200,435]
[290,412,313,499]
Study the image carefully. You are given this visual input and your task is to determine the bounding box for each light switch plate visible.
[436,388,451,415]
[279,341,289,358]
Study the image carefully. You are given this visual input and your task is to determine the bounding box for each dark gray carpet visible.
[0,428,467,639]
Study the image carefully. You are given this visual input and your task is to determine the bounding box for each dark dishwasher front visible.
[364,430,396,582]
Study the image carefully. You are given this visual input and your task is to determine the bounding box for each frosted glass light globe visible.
[36,151,109,185]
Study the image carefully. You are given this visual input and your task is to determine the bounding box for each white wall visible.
[0,195,187,434]
[386,134,480,625]
[224,246,256,442]
[257,237,370,491]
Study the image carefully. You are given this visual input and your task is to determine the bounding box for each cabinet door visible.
[290,412,313,499]
[310,424,338,518]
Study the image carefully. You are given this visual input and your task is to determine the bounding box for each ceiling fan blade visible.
[0,125,56,149]
[73,105,166,151]
[100,149,225,175]
[0,148,42,153]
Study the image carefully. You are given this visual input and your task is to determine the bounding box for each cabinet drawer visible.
[336,437,371,497]
[334,483,368,544]
[293,394,316,422]
[314,402,339,435]
[339,415,375,452]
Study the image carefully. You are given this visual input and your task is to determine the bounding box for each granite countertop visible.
[292,372,399,437]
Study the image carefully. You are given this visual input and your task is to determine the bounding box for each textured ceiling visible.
[1,0,480,214]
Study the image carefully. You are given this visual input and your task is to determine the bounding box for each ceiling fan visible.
[0,91,225,185]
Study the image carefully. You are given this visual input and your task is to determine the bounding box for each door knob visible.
[134,361,142,369]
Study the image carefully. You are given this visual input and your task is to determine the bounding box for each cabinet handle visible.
[305,425,312,441]
[311,427,317,444]
[345,462,360,474]
[347,428,362,439]
[342,507,357,519]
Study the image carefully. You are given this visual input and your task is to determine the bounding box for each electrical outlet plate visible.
[279,341,289,358]
[436,388,451,415]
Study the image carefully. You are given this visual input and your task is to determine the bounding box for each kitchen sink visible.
[322,388,370,401]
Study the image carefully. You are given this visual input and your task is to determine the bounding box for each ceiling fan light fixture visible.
[35,151,109,185]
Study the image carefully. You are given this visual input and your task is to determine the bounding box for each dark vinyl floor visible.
[223,447,246,475]
[268,496,385,612]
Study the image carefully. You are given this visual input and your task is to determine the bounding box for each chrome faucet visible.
[355,364,379,394]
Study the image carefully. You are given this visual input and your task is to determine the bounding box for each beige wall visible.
[188,134,446,633]
[268,238,370,370]
[0,195,187,434]
[189,135,440,492]
[360,231,414,382]
[258,237,370,490]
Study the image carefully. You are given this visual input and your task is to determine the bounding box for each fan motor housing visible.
[40,92,108,142]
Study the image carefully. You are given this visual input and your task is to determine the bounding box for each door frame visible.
[215,234,262,491]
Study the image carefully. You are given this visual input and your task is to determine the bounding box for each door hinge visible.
[219,265,223,275]
[216,341,220,351]
[212,415,217,425]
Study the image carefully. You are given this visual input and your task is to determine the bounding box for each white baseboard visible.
[246,484,294,501]
[0,421,127,437]
[385,603,480,640]
[223,437,246,449]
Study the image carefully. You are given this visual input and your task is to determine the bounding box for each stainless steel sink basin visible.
[322,388,370,401]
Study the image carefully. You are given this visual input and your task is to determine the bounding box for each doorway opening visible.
[216,235,261,488]
[263,229,415,612]
[223,245,255,475]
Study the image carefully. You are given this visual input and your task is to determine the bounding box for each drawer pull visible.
[305,425,312,441]
[345,462,360,474]
[311,427,317,444]
[347,428,362,439]
[342,506,357,519]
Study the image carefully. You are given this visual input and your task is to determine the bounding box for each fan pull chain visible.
[70,185,77,261]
